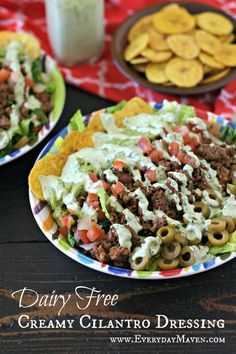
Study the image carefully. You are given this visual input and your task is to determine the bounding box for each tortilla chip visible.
[0,31,40,59]
[29,154,66,201]
[114,97,153,126]
[60,131,94,157]
[87,111,105,133]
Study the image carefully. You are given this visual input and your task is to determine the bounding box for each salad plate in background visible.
[0,31,65,166]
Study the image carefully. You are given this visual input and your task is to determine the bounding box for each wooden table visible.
[0,86,235,354]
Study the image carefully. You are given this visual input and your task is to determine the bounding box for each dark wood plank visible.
[0,243,235,353]
[0,86,113,243]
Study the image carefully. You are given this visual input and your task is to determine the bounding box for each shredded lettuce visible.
[32,58,43,83]
[106,100,127,114]
[210,231,236,255]
[177,104,195,124]
[97,186,110,220]
[69,109,86,132]
[33,108,48,125]
[20,118,32,135]
[45,80,56,94]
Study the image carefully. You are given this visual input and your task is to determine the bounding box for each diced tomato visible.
[177,151,196,168]
[88,172,98,182]
[87,193,98,202]
[113,159,126,170]
[78,229,90,244]
[111,181,125,197]
[136,136,153,154]
[87,193,99,208]
[87,224,105,242]
[97,208,106,221]
[10,72,18,82]
[25,76,35,88]
[60,215,74,229]
[100,179,110,190]
[169,141,180,157]
[145,169,157,182]
[58,226,68,238]
[148,148,163,163]
[172,125,189,136]
[183,133,200,150]
[0,68,10,83]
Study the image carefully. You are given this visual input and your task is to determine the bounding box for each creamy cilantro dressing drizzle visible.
[131,236,161,260]
[39,102,236,254]
[112,224,132,250]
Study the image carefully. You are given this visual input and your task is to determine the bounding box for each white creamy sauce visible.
[112,224,132,250]
[103,168,118,183]
[25,95,41,110]
[132,188,154,221]
[131,236,161,260]
[222,195,236,217]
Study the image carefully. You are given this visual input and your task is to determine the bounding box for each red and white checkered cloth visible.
[1,0,236,121]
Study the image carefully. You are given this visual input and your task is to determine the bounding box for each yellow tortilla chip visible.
[195,30,221,55]
[165,58,203,87]
[87,111,105,133]
[114,97,153,126]
[0,31,15,47]
[60,130,94,157]
[196,12,233,36]
[128,15,154,42]
[29,154,66,201]
[167,34,199,59]
[0,31,40,59]
[14,32,40,59]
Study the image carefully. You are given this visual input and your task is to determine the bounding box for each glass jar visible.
[45,0,104,66]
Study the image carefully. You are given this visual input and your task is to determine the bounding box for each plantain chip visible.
[129,56,149,64]
[124,33,149,61]
[128,15,154,42]
[199,52,225,69]
[165,57,203,87]
[167,34,199,59]
[133,63,147,73]
[141,48,172,63]
[202,68,230,84]
[195,30,222,55]
[145,62,168,83]
[153,7,195,34]
[196,12,233,36]
[148,29,169,51]
[215,44,236,67]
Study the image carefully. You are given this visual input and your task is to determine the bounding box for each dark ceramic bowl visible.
[111,1,236,96]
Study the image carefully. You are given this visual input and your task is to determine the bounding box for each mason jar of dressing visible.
[45,0,104,66]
